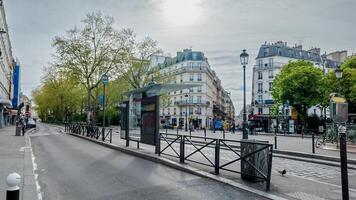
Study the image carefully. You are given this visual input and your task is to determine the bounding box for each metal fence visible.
[65,123,112,143]
[325,123,356,144]
[159,133,273,191]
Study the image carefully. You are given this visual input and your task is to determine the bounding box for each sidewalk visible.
[156,128,356,160]
[0,126,38,200]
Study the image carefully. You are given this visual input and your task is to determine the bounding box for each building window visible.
[189,73,194,81]
[189,96,193,103]
[189,62,193,69]
[269,82,273,91]
[197,107,202,115]
[197,96,202,103]
[258,83,263,92]
[197,73,202,81]
[258,71,263,80]
[277,47,282,56]
[257,94,263,104]
[269,58,273,67]
[258,60,263,69]
[189,87,193,92]
[168,108,170,115]
[197,86,202,92]
[268,70,273,78]
[258,107,263,114]
[264,48,269,56]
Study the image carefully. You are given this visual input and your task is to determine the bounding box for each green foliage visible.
[270,102,281,118]
[272,60,323,120]
[33,11,165,124]
[321,56,356,112]
[32,66,85,122]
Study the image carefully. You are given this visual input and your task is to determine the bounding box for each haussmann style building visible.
[150,49,235,130]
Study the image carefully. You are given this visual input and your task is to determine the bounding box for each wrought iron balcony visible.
[174,100,209,106]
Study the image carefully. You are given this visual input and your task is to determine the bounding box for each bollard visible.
[274,133,277,149]
[223,130,225,140]
[338,125,349,200]
[6,173,21,200]
[204,128,206,141]
[312,131,315,154]
[176,127,179,135]
[189,127,192,139]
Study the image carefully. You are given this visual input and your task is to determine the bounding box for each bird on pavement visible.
[278,169,287,176]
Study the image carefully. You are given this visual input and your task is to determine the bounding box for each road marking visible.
[27,135,43,200]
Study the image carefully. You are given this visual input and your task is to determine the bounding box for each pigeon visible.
[278,169,287,176]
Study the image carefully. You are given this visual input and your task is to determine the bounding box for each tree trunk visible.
[86,88,91,124]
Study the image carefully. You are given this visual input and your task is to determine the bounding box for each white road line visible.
[28,135,43,200]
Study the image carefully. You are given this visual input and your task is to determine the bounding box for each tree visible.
[272,60,324,130]
[341,56,356,113]
[321,56,356,113]
[32,65,85,122]
[52,11,135,122]
[121,36,167,89]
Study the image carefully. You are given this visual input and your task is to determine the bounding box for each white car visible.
[27,118,36,128]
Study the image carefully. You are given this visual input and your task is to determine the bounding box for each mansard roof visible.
[256,44,322,63]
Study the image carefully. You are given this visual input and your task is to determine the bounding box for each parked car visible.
[27,118,36,128]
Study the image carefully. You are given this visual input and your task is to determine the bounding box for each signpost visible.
[101,74,109,127]
[330,95,349,200]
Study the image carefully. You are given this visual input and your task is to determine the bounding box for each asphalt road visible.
[30,123,265,200]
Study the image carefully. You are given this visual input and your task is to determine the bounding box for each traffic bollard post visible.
[6,173,21,200]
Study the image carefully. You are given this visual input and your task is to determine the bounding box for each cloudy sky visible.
[5,0,356,113]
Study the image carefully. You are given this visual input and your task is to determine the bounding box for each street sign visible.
[101,74,109,85]
[99,94,104,106]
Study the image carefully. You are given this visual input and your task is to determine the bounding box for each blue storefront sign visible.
[12,63,20,109]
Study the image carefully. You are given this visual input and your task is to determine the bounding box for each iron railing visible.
[325,123,356,144]
[65,123,112,143]
[159,133,273,191]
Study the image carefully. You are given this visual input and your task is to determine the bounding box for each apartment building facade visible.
[0,2,15,127]
[251,41,329,132]
[151,49,235,130]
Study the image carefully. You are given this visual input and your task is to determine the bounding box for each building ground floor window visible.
[162,115,212,130]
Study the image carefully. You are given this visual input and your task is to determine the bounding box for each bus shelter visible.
[120,82,199,152]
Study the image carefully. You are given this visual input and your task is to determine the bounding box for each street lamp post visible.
[185,94,188,132]
[335,65,343,96]
[101,74,109,127]
[240,49,249,139]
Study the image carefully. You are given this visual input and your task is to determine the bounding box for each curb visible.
[68,133,287,200]
[274,149,356,165]
[274,154,356,170]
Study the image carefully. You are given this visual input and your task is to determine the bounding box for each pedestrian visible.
[20,116,26,136]
[249,123,254,135]
[231,123,236,134]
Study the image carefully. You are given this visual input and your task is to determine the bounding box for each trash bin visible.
[15,126,21,136]
[240,139,269,182]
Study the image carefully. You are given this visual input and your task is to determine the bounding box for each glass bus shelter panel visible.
[129,93,142,138]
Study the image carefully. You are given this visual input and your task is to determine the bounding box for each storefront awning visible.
[0,98,12,107]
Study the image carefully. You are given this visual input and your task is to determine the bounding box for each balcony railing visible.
[174,100,209,106]
[254,100,274,105]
